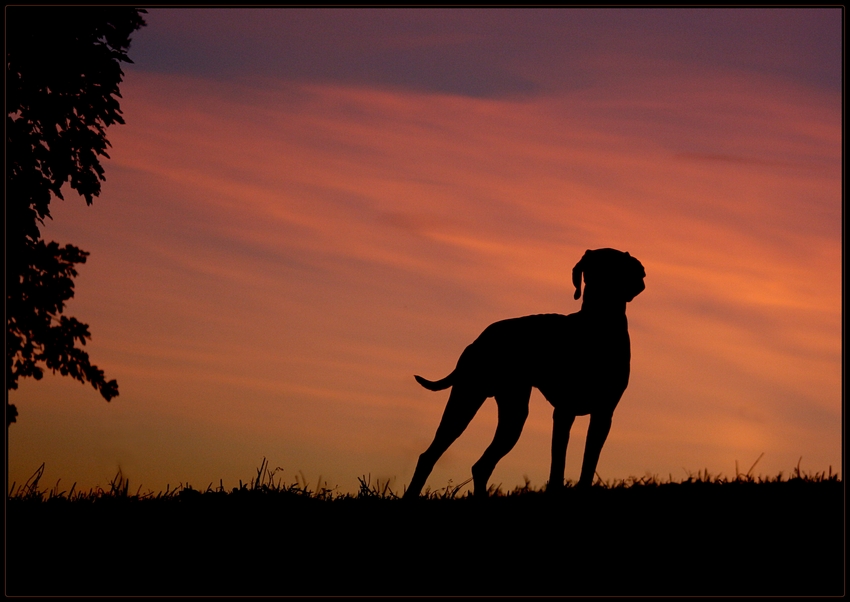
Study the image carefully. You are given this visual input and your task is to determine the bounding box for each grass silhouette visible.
[10,454,837,503]
[7,458,843,596]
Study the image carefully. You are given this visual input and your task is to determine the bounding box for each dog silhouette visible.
[404,248,646,498]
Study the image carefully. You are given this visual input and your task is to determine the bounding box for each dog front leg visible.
[577,412,613,488]
[548,407,575,492]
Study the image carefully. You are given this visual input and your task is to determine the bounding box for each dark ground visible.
[6,478,844,596]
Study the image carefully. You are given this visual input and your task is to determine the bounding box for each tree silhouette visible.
[6,8,146,426]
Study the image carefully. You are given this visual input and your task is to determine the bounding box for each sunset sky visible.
[9,8,842,495]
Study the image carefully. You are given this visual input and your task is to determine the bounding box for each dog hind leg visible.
[470,385,531,497]
[404,385,487,499]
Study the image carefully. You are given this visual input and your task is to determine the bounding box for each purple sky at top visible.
[130,9,841,97]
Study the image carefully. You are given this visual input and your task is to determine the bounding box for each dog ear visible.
[572,250,591,300]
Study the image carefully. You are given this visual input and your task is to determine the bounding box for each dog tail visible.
[414,371,455,391]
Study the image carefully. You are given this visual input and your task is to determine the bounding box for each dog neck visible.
[580,290,628,319]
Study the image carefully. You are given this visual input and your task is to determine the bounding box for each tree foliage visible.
[6,8,146,426]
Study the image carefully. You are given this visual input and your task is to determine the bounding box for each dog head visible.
[572,248,646,303]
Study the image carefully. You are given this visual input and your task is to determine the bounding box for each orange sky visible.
[8,9,841,495]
